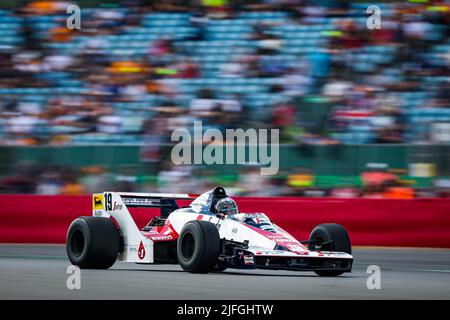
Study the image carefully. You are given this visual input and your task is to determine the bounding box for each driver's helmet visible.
[215,197,238,216]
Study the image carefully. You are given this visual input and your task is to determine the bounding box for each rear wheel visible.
[66,216,120,269]
[177,220,221,273]
[309,223,351,277]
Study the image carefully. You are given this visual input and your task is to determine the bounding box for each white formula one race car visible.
[66,187,353,276]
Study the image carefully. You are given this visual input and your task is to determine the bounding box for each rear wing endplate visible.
[94,192,198,219]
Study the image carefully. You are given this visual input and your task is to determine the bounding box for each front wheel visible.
[309,223,351,277]
[177,220,221,273]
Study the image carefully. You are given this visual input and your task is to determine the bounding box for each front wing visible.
[223,247,353,272]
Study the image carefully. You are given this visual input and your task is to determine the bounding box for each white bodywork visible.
[93,192,154,263]
[92,192,353,264]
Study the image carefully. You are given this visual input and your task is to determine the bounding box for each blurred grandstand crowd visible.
[2,161,450,198]
[0,0,449,197]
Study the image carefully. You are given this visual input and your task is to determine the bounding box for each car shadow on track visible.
[110,268,359,278]
[217,271,359,278]
[110,268,183,273]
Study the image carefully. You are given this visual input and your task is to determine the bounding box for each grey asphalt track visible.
[0,244,449,299]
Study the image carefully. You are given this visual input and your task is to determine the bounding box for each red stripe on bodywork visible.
[142,219,179,242]
[244,223,308,254]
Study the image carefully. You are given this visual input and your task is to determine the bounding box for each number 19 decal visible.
[104,192,112,211]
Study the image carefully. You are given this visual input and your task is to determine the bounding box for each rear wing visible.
[93,192,198,218]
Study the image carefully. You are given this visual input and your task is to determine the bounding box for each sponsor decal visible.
[254,250,347,257]
[93,210,103,217]
[93,194,103,210]
[319,251,349,257]
[104,192,113,211]
[138,241,146,260]
[150,235,173,241]
[285,244,305,253]
[266,235,290,241]
[260,224,275,231]
[122,198,153,206]
[243,255,254,265]
[113,201,123,211]
[253,250,297,256]
[254,217,270,224]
